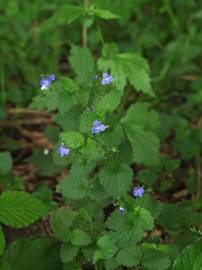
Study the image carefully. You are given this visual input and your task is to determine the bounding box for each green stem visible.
[82,0,90,47]
[164,0,178,28]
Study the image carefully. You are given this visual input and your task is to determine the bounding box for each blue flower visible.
[57,143,70,157]
[133,186,144,198]
[101,72,113,85]
[119,207,125,214]
[94,75,99,80]
[40,74,55,90]
[91,120,108,135]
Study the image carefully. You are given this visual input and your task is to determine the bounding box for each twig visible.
[0,118,52,126]
[7,108,52,116]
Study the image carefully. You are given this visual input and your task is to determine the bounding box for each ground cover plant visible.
[0,0,202,269]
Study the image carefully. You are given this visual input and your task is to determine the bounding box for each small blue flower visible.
[101,72,113,85]
[119,207,125,214]
[94,75,99,80]
[91,120,108,135]
[57,143,70,157]
[40,74,56,90]
[133,186,144,198]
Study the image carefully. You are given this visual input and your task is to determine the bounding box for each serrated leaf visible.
[69,46,94,86]
[79,111,98,134]
[125,125,160,166]
[56,177,86,200]
[115,245,141,267]
[172,239,202,270]
[60,243,79,263]
[143,247,171,270]
[70,229,92,247]
[99,163,133,197]
[121,102,160,131]
[50,207,77,241]
[134,208,154,231]
[60,131,84,149]
[0,191,48,228]
[91,8,120,20]
[41,4,83,29]
[0,152,12,175]
[98,47,153,95]
[1,238,61,270]
[96,90,122,115]
[0,225,5,256]
[94,235,118,263]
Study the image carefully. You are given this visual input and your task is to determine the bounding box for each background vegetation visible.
[0,0,202,269]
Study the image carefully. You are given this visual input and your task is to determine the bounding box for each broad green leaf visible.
[99,47,153,95]
[50,207,77,241]
[172,239,202,270]
[99,163,133,197]
[41,4,83,29]
[115,245,141,267]
[69,46,94,86]
[96,90,122,115]
[0,225,5,256]
[60,131,84,149]
[121,102,160,131]
[0,191,48,228]
[91,7,120,20]
[134,208,154,231]
[51,77,79,93]
[60,242,79,263]
[1,238,61,270]
[125,125,160,166]
[120,53,154,96]
[70,229,92,246]
[0,152,12,175]
[143,247,171,270]
[106,211,144,248]
[94,235,118,263]
[79,111,98,134]
[56,177,86,200]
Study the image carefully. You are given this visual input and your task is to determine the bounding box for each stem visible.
[164,0,178,28]
[82,0,90,48]
[196,117,202,198]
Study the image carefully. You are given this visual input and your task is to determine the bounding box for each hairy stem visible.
[82,0,90,47]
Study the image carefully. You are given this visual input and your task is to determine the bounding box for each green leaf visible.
[0,152,12,175]
[52,77,79,93]
[172,239,202,270]
[70,229,92,247]
[1,238,61,270]
[94,235,118,263]
[120,53,154,96]
[56,177,86,200]
[69,46,94,86]
[0,225,5,256]
[41,4,83,29]
[60,131,84,149]
[60,242,79,263]
[115,245,141,267]
[79,111,98,134]
[96,90,122,115]
[125,125,160,166]
[91,7,120,20]
[121,102,160,131]
[50,207,77,241]
[0,191,48,228]
[99,163,133,197]
[134,208,154,231]
[98,47,153,95]
[143,247,171,270]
